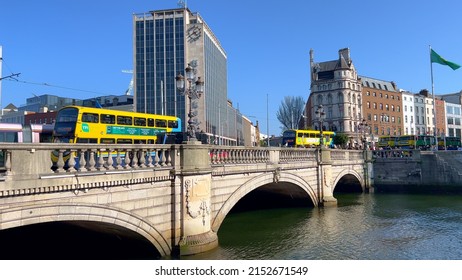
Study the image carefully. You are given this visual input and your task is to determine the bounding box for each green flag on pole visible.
[430,49,460,70]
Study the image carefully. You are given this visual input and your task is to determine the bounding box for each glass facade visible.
[134,11,186,128]
[134,8,242,144]
[204,30,227,139]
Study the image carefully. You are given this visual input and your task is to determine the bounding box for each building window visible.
[386,104,389,111]
[397,106,400,112]
[380,103,383,110]
[405,105,407,112]
[373,103,377,109]
[367,101,370,109]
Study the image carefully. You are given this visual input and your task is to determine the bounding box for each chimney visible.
[339,48,351,64]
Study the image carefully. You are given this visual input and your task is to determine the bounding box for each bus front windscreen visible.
[53,107,78,142]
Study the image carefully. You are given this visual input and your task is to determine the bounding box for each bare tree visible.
[276,96,305,133]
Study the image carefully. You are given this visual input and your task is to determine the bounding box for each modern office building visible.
[133,7,239,144]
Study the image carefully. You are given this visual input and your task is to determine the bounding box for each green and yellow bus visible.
[51,106,182,166]
[437,136,461,150]
[282,129,335,148]
[377,136,397,149]
[52,106,181,144]
[396,135,436,150]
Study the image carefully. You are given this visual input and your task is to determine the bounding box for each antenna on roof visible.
[178,0,187,8]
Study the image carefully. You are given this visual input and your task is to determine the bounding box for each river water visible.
[185,193,462,260]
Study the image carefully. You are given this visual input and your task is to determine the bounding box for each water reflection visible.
[186,193,462,260]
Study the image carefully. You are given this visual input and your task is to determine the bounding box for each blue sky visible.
[1,0,461,136]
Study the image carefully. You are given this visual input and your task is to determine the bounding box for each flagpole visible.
[429,45,437,149]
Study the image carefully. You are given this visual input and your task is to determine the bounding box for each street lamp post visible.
[315,105,326,147]
[175,61,204,142]
[358,119,370,150]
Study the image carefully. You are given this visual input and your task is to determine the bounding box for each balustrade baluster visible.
[106,149,114,170]
[4,150,12,175]
[114,150,122,169]
[159,149,166,166]
[165,149,172,166]
[78,150,87,172]
[139,149,146,168]
[223,149,229,164]
[86,150,97,171]
[124,149,132,169]
[145,148,153,167]
[67,150,76,172]
[97,149,106,171]
[55,150,65,173]
[153,148,160,167]
[213,149,218,164]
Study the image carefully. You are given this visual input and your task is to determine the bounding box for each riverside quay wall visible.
[372,150,462,193]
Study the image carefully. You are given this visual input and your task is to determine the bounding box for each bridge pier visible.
[318,147,337,206]
[176,141,218,256]
[364,150,375,193]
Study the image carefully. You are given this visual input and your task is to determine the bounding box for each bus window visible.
[168,120,178,128]
[56,107,78,123]
[101,114,115,124]
[82,113,99,123]
[155,119,167,128]
[100,138,115,144]
[135,139,147,144]
[117,139,133,144]
[134,117,147,126]
[117,116,133,125]
[147,118,155,127]
[76,138,98,143]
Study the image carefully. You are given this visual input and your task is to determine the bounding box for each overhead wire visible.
[6,78,119,96]
[1,56,120,96]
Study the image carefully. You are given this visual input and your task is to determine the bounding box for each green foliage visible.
[333,133,349,148]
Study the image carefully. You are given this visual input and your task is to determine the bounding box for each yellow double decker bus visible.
[377,136,397,149]
[52,106,181,144]
[282,129,335,148]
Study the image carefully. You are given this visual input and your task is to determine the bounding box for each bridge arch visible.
[332,168,365,192]
[211,172,318,232]
[0,203,171,257]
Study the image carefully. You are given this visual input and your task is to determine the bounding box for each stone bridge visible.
[0,142,370,257]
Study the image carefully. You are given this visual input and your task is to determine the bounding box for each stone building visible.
[306,48,363,143]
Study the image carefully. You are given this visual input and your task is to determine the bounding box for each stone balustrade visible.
[372,149,418,159]
[0,143,177,180]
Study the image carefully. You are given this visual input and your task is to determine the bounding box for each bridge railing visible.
[0,143,177,180]
[372,149,420,160]
[209,146,321,165]
[209,147,270,165]
[331,149,363,161]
